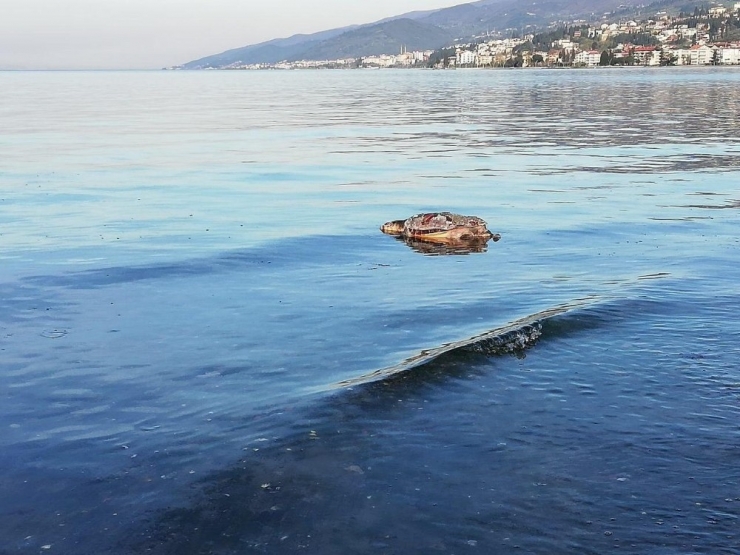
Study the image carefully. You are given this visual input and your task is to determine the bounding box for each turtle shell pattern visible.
[403,212,488,236]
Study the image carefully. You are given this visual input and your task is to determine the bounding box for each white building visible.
[457,50,477,66]
[574,50,601,66]
[554,39,575,50]
[719,46,740,65]
[477,53,494,66]
[632,46,660,66]
[412,50,432,62]
[668,48,692,65]
[362,55,398,67]
[690,44,715,65]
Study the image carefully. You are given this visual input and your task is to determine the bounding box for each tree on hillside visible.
[660,50,677,66]
[504,53,524,67]
[726,26,740,41]
[608,32,660,47]
[427,47,455,68]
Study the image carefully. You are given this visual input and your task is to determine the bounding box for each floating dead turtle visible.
[381,212,500,245]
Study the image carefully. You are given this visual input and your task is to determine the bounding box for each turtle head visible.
[380,219,406,236]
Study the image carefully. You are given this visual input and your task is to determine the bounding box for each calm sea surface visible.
[1,67,740,554]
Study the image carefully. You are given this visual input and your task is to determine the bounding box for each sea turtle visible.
[381,212,500,244]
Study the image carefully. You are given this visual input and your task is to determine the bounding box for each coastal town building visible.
[574,50,601,67]
[666,47,693,65]
[632,46,660,66]
[718,45,740,64]
[689,44,715,65]
[457,49,476,66]
[361,50,433,68]
[477,53,493,66]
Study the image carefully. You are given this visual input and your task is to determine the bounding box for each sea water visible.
[1,67,739,554]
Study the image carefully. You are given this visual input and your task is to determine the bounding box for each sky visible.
[0,0,467,70]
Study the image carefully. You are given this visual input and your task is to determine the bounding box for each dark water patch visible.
[648,216,714,222]
[680,199,740,210]
[18,234,382,290]
[21,254,277,290]
[528,188,568,193]
[123,287,740,555]
[4,286,738,554]
[689,191,723,196]
[125,347,530,554]
[0,283,70,325]
[637,272,671,280]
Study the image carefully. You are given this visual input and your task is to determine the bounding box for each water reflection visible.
[532,153,740,175]
[323,68,740,160]
[396,234,499,255]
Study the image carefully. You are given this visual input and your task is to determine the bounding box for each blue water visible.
[1,67,740,554]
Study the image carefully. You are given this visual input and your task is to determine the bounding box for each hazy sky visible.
[1,0,466,70]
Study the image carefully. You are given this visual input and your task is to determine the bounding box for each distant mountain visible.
[180,14,457,69]
[295,19,454,61]
[179,0,677,68]
[421,0,652,38]
[180,27,358,69]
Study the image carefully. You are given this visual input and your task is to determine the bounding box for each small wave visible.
[462,323,542,356]
[332,298,597,390]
